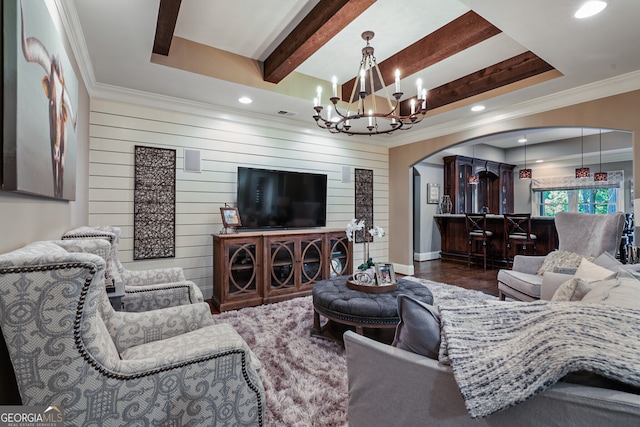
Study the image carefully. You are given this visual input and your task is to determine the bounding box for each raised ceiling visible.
[69,0,640,147]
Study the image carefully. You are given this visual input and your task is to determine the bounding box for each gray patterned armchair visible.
[0,239,264,425]
[62,225,204,311]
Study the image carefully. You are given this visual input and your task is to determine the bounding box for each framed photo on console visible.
[220,207,242,228]
[375,262,396,286]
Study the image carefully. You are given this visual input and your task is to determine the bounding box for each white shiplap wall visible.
[88,98,389,299]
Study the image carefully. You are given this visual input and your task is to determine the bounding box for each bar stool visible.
[465,213,493,270]
[504,213,537,264]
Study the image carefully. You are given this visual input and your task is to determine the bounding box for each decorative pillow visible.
[575,258,616,281]
[552,258,616,301]
[551,277,593,302]
[392,294,441,360]
[592,251,623,270]
[537,250,590,275]
[581,270,640,309]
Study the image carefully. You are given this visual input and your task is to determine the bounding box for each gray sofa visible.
[497,211,626,301]
[345,330,640,427]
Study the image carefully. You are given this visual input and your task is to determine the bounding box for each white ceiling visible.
[66,0,640,154]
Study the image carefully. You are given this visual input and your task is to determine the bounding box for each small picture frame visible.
[375,262,396,286]
[220,207,242,228]
[427,183,440,204]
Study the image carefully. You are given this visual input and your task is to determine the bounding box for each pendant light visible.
[519,135,532,179]
[594,129,608,181]
[575,128,590,178]
[468,146,479,185]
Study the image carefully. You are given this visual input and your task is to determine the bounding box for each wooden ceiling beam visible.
[341,11,502,100]
[398,51,555,115]
[153,0,183,56]
[263,0,376,84]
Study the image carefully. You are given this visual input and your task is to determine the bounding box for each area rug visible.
[211,277,496,427]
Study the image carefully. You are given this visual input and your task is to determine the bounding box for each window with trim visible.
[532,171,623,217]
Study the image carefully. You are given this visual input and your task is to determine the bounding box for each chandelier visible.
[313,31,427,136]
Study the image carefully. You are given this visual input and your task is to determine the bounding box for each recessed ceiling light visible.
[575,1,607,18]
[470,105,485,112]
[536,160,544,163]
[238,96,252,104]
[518,138,527,143]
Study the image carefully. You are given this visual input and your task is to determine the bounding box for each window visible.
[532,171,624,217]
[538,188,618,216]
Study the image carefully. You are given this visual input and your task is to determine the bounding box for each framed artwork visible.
[2,1,79,200]
[375,262,396,286]
[133,146,176,260]
[221,207,242,228]
[354,168,373,243]
[427,183,440,204]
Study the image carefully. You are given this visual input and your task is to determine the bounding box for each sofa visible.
[497,211,625,301]
[345,264,640,426]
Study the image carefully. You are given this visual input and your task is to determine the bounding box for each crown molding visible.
[389,70,640,147]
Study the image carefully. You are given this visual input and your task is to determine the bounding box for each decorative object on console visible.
[134,145,176,260]
[220,204,241,233]
[312,31,427,136]
[440,194,453,214]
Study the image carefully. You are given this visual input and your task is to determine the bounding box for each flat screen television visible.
[236,167,327,229]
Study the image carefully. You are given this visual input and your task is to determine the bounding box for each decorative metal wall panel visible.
[354,168,374,243]
[134,146,176,259]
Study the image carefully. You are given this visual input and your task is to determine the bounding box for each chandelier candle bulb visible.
[410,98,416,115]
[327,106,332,121]
[360,70,366,93]
[368,110,373,127]
[416,78,423,99]
[332,76,338,98]
[394,69,401,93]
[422,88,427,109]
[316,86,322,106]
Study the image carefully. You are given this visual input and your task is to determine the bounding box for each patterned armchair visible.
[0,239,264,425]
[62,225,204,311]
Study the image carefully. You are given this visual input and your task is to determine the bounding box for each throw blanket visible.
[438,301,640,418]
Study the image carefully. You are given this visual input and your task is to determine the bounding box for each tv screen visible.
[236,167,327,229]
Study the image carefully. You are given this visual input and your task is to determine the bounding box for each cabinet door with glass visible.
[326,232,351,277]
[213,235,263,312]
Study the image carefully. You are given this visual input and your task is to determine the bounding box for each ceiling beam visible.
[263,0,376,84]
[153,0,182,55]
[341,11,502,100]
[398,51,556,114]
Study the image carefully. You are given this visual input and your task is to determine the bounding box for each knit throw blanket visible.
[438,301,640,418]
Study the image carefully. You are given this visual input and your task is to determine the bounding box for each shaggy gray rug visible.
[211,277,496,427]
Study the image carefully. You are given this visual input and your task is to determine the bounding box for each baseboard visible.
[393,263,414,276]
[413,251,441,261]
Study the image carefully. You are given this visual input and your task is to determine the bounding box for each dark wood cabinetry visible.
[443,155,515,214]
[212,229,352,311]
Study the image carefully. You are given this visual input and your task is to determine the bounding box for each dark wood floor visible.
[411,259,500,297]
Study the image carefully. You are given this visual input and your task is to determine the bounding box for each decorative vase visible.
[440,195,453,214]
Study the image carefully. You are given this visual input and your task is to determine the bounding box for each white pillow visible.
[574,258,616,281]
[551,258,615,302]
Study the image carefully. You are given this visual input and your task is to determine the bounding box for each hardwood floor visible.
[411,259,500,297]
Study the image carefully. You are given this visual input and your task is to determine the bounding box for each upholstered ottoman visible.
[311,275,433,343]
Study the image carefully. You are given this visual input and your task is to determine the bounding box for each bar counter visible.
[434,214,558,266]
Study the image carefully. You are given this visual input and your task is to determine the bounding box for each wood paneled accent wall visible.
[87,99,389,299]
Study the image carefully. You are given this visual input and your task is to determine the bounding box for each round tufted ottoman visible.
[311,275,433,343]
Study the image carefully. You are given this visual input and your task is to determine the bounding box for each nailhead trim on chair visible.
[125,284,199,304]
[1,262,264,426]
